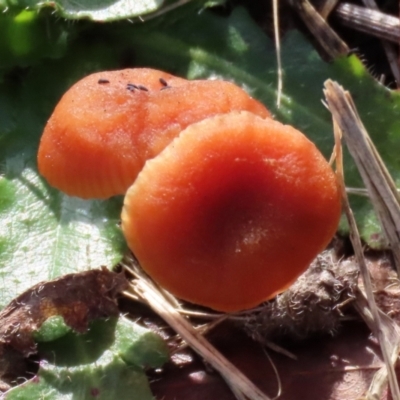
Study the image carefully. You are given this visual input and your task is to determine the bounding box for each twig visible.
[363,0,400,84]
[346,0,400,84]
[335,3,400,44]
[317,0,340,19]
[289,0,349,59]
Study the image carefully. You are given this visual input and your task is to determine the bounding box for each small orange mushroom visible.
[38,68,270,199]
[121,111,341,312]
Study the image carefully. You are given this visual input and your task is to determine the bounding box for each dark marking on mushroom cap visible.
[137,84,149,91]
[159,77,168,87]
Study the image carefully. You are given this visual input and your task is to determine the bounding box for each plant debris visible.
[0,268,127,391]
[242,248,358,341]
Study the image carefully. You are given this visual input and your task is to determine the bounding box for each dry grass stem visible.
[124,263,297,360]
[335,3,400,44]
[336,0,400,82]
[262,348,282,400]
[273,0,283,107]
[316,0,340,19]
[168,319,227,355]
[356,0,400,83]
[324,80,400,274]
[346,187,400,197]
[176,308,224,319]
[122,258,272,400]
[324,79,400,400]
[347,187,383,197]
[251,332,298,360]
[354,288,400,400]
[289,0,349,58]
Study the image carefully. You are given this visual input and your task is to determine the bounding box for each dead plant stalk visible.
[324,79,400,400]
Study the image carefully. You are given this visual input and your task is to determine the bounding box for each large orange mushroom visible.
[38,68,270,199]
[121,111,341,312]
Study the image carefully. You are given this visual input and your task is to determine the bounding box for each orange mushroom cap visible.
[38,68,270,199]
[121,111,341,312]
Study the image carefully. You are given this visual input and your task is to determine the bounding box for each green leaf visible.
[55,0,164,22]
[0,0,164,22]
[1,2,399,311]
[0,10,71,69]
[33,315,72,342]
[0,46,127,309]
[4,317,169,400]
[110,3,400,247]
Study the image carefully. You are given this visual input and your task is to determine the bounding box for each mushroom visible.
[121,111,341,312]
[38,68,270,199]
[37,68,341,312]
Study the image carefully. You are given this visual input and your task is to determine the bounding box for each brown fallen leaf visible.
[0,267,127,390]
